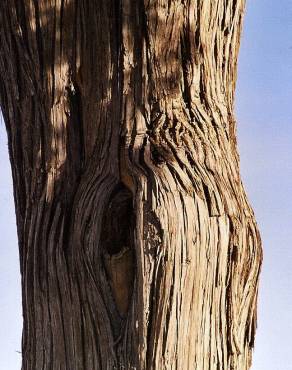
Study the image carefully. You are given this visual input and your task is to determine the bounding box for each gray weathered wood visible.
[0,1,262,369]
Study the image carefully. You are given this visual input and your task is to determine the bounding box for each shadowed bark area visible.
[0,1,262,369]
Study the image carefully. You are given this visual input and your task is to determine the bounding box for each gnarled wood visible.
[0,1,262,369]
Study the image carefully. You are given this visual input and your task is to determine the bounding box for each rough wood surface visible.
[0,1,262,369]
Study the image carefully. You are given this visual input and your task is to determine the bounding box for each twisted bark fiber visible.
[0,1,262,369]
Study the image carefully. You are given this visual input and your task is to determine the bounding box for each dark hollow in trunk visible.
[101,183,135,318]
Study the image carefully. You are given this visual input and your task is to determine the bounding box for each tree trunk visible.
[0,1,262,369]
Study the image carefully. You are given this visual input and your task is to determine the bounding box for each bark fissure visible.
[101,183,135,319]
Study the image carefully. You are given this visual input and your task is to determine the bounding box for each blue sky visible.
[0,1,291,368]
[236,0,292,370]
[0,123,22,369]
[236,0,292,369]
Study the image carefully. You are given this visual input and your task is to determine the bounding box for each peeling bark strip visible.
[0,1,262,370]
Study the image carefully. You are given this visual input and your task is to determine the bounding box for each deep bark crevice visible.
[101,183,135,318]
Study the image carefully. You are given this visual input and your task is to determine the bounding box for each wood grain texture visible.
[0,1,262,369]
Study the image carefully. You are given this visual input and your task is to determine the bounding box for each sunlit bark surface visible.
[0,1,262,369]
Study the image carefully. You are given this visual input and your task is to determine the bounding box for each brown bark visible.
[0,1,262,369]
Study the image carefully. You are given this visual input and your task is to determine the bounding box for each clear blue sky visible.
[236,0,292,369]
[0,1,291,368]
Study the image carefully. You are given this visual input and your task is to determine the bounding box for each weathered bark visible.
[0,1,262,369]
